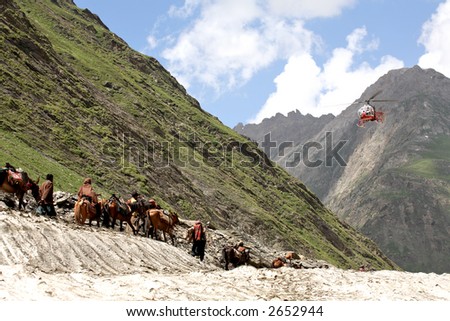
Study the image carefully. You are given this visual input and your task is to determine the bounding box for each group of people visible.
[2,163,246,265]
[75,176,212,262]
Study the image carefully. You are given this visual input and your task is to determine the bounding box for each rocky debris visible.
[0,211,449,301]
[53,191,77,209]
[0,195,16,209]
[0,191,331,272]
[1,199,449,301]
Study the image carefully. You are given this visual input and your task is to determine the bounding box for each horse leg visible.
[149,226,154,239]
[126,218,137,235]
[134,217,140,235]
[222,249,229,270]
[17,191,24,210]
[102,207,110,228]
[133,216,140,235]
[170,233,177,246]
[144,215,151,238]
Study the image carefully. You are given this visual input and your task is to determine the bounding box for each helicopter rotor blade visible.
[367,90,382,102]
[370,99,397,102]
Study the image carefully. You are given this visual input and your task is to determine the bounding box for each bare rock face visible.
[235,66,450,273]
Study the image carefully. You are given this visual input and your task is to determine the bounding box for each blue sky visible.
[74,0,450,127]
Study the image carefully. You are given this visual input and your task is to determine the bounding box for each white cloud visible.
[266,0,356,19]
[249,27,404,123]
[154,0,408,125]
[168,0,202,18]
[160,0,354,92]
[145,35,158,50]
[418,0,450,77]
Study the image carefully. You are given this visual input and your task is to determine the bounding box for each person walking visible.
[190,220,207,261]
[38,174,56,216]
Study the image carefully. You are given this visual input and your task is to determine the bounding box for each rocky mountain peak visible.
[235,66,450,273]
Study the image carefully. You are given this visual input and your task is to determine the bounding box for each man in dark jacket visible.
[39,174,56,216]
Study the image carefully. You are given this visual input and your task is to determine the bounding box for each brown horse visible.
[222,245,250,270]
[272,257,286,268]
[146,209,179,245]
[126,198,157,235]
[104,194,136,234]
[74,196,101,226]
[0,170,40,210]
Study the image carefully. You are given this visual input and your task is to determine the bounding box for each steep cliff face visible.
[235,66,450,273]
[0,0,396,270]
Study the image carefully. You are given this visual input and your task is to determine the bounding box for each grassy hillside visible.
[0,0,398,270]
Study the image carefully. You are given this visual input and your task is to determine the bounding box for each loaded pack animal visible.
[0,169,40,210]
[272,257,286,268]
[145,209,179,245]
[74,195,101,227]
[125,198,154,235]
[103,194,136,234]
[222,244,250,270]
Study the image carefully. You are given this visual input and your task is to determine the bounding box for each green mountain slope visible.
[0,0,397,270]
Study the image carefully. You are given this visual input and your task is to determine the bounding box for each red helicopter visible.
[354,91,394,127]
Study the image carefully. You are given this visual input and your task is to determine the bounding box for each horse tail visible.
[144,211,153,238]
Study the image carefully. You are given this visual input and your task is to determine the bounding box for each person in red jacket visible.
[190,221,207,261]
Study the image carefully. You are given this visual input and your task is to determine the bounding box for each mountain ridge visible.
[235,66,450,273]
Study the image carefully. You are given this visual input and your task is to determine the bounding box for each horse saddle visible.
[7,170,22,185]
[234,247,250,260]
[118,203,129,216]
[79,197,96,212]
[233,248,243,259]
[160,212,171,224]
